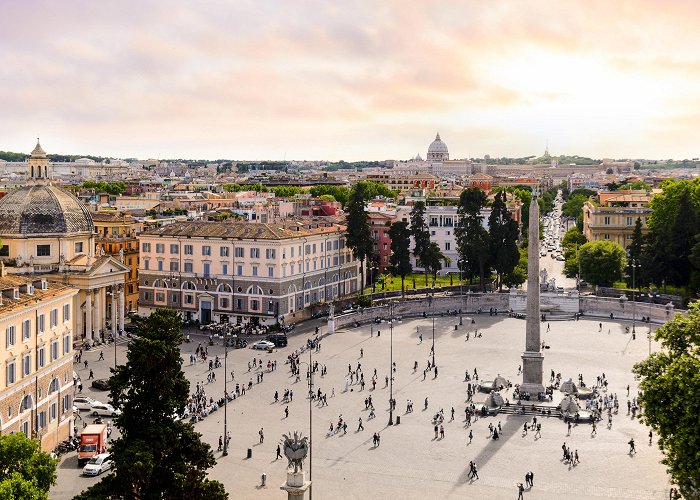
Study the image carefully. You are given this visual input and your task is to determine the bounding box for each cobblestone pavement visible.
[51,314,671,499]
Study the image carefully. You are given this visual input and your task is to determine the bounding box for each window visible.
[22,354,31,377]
[63,334,71,354]
[50,403,57,421]
[291,247,295,257]
[184,261,193,273]
[305,244,311,255]
[235,247,244,258]
[156,292,165,302]
[170,261,179,272]
[142,242,151,252]
[170,244,179,254]
[250,299,259,310]
[445,242,451,251]
[155,243,165,253]
[6,361,15,385]
[63,304,70,322]
[220,298,229,309]
[222,263,229,275]
[237,265,243,276]
[203,263,211,277]
[157,260,164,271]
[627,217,633,226]
[252,266,258,277]
[202,246,211,256]
[250,248,260,259]
[37,347,45,369]
[604,216,611,225]
[75,242,84,253]
[50,309,58,328]
[37,314,45,335]
[604,233,610,240]
[50,341,59,361]
[185,295,193,305]
[144,259,150,270]
[184,244,193,255]
[268,267,274,277]
[62,395,72,413]
[220,247,229,257]
[235,298,243,309]
[265,249,275,259]
[22,320,30,341]
[0,245,8,257]
[333,241,339,250]
[38,411,46,429]
[312,244,316,253]
[37,244,51,256]
[6,325,16,347]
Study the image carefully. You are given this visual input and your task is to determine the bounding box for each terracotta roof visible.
[0,275,76,315]
[142,220,346,240]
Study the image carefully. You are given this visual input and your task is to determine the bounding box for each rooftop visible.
[0,274,76,316]
[142,220,347,240]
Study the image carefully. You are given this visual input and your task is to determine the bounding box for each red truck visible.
[78,424,108,466]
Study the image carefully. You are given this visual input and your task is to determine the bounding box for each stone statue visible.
[100,247,105,256]
[328,303,334,319]
[119,248,124,263]
[29,255,34,267]
[59,253,65,266]
[16,254,23,267]
[282,431,309,473]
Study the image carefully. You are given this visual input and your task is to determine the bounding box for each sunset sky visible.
[1,0,699,161]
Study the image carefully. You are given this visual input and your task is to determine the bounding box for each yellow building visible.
[582,190,656,248]
[0,273,78,451]
[94,212,143,315]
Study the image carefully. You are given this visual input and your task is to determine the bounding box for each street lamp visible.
[222,323,230,456]
[629,259,639,334]
[388,300,394,425]
[294,345,314,499]
[430,288,435,367]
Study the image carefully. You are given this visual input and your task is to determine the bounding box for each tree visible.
[75,309,227,499]
[0,433,57,499]
[455,188,490,291]
[562,227,587,250]
[626,217,644,287]
[562,193,590,220]
[410,201,432,287]
[272,186,302,198]
[503,245,527,288]
[345,183,373,294]
[488,191,520,289]
[388,221,412,296]
[309,185,350,207]
[424,241,445,283]
[633,302,700,497]
[578,241,626,286]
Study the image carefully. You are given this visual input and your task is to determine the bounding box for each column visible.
[112,286,118,339]
[118,285,125,335]
[94,289,101,338]
[86,290,93,341]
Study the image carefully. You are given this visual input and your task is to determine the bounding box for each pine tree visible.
[388,221,412,297]
[455,188,490,291]
[410,201,431,287]
[488,192,520,289]
[74,309,227,500]
[626,217,644,288]
[345,183,374,293]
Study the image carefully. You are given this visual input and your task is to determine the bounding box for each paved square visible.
[52,314,671,500]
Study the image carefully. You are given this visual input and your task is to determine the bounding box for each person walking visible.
[276,444,282,460]
[467,461,474,479]
[434,424,439,439]
[649,430,653,445]
[218,436,223,451]
[88,369,94,380]
[98,350,104,361]
[573,449,580,464]
[591,421,597,436]
[517,482,524,499]
[628,438,636,454]
[358,417,364,431]
[471,462,479,480]
[284,406,289,418]
[259,428,264,444]
[439,424,445,439]
[468,429,473,444]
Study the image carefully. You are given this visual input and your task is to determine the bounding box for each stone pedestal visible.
[280,471,311,500]
[520,351,545,395]
[327,318,335,335]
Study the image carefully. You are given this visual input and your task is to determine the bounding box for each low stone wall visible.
[580,296,676,324]
[508,291,580,314]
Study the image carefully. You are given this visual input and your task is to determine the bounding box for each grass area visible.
[364,273,472,294]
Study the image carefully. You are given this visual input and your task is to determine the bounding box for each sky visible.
[1,0,699,161]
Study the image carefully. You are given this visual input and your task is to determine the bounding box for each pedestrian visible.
[284,406,289,418]
[451,407,455,421]
[424,397,428,410]
[276,444,282,460]
[98,351,104,361]
[528,471,534,486]
[627,384,630,396]
[84,360,88,369]
[472,462,479,480]
[419,334,423,344]
[649,430,653,445]
[468,430,473,444]
[573,449,579,465]
[218,436,223,451]
[259,428,264,444]
[467,461,474,478]
[591,421,597,436]
[434,424,439,439]
[535,423,541,438]
[628,438,636,454]
[567,421,572,435]
[517,482,524,499]
[439,424,445,439]
[434,366,438,378]
[523,423,528,435]
[88,369,94,380]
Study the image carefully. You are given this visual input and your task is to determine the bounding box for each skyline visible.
[2,1,700,161]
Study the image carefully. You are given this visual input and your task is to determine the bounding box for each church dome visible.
[30,139,47,157]
[0,184,94,237]
[427,132,449,161]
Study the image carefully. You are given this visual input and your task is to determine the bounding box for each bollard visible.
[459,317,463,326]
[377,331,380,337]
[455,325,458,331]
[261,472,266,486]
[247,448,252,459]
[396,415,400,425]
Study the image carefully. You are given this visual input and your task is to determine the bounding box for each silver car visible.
[83,453,114,476]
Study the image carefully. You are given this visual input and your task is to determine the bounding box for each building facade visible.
[0,274,78,451]
[582,191,654,248]
[137,220,361,325]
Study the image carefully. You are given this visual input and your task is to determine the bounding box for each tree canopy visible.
[633,302,700,497]
[0,433,57,500]
[81,181,126,195]
[75,309,226,499]
[345,183,373,293]
[388,221,412,296]
[410,201,432,287]
[309,185,350,207]
[578,240,626,286]
[455,188,490,291]
[488,191,520,289]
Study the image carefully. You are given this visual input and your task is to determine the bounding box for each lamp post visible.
[630,259,639,334]
[294,343,314,499]
[431,287,435,367]
[388,300,394,425]
[222,323,229,456]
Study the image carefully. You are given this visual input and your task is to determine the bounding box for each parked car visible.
[266,334,288,347]
[90,403,121,418]
[82,453,114,476]
[91,379,109,391]
[74,396,101,411]
[252,340,275,350]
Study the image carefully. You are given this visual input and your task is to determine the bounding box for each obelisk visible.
[521,191,545,395]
